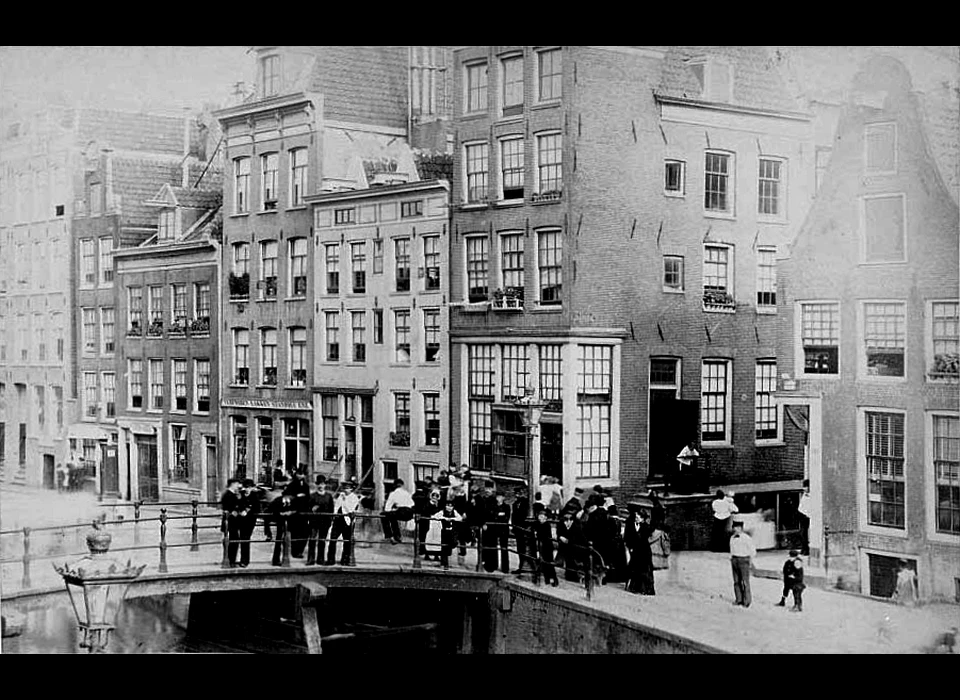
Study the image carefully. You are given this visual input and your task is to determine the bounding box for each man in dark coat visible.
[306,477,334,565]
[220,479,243,567]
[624,507,655,594]
[493,490,512,573]
[557,509,588,582]
[284,470,310,558]
[510,486,532,575]
[580,494,611,584]
[270,491,297,566]
[534,509,559,586]
[237,479,261,568]
[478,481,500,573]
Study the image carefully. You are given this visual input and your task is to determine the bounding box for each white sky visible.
[0,46,255,116]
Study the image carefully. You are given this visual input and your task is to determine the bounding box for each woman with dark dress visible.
[605,505,629,584]
[624,507,656,595]
[534,509,559,586]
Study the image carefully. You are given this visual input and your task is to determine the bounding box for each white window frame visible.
[536,47,562,103]
[755,246,777,313]
[857,406,908,539]
[664,159,685,197]
[259,240,279,299]
[99,237,114,285]
[926,299,960,384]
[536,228,562,307]
[860,193,907,265]
[500,53,524,117]
[261,152,278,211]
[288,327,307,388]
[289,238,307,298]
[79,238,96,288]
[261,54,281,98]
[172,358,188,413]
[754,359,783,445]
[463,140,489,204]
[422,391,441,447]
[700,359,732,447]
[649,357,681,399]
[464,60,488,114]
[498,231,524,294]
[499,135,525,201]
[795,300,842,379]
[128,359,144,409]
[234,157,250,214]
[81,307,97,356]
[394,309,411,364]
[233,328,250,386]
[534,131,563,196]
[170,423,189,484]
[100,307,115,356]
[864,122,898,176]
[158,209,177,240]
[662,255,684,293]
[757,156,787,222]
[289,148,308,208]
[926,410,960,544]
[101,371,116,419]
[703,150,735,218]
[324,311,340,362]
[858,300,907,382]
[464,234,489,303]
[148,358,164,412]
[195,359,211,413]
[83,371,98,420]
[261,328,278,385]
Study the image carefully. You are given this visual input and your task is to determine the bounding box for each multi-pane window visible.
[664,160,685,195]
[755,361,778,440]
[351,242,367,293]
[261,329,278,385]
[466,62,488,113]
[83,372,98,418]
[864,302,906,377]
[465,143,489,203]
[704,152,731,212]
[401,200,423,218]
[102,372,115,418]
[500,233,524,294]
[129,359,143,408]
[149,359,164,410]
[289,327,307,387]
[424,393,440,446]
[54,386,64,427]
[577,404,610,479]
[321,396,339,461]
[501,344,529,401]
[195,283,211,328]
[863,194,906,263]
[423,308,440,362]
[233,329,250,385]
[757,158,783,216]
[394,392,411,435]
[934,415,960,534]
[148,286,163,332]
[866,411,905,529]
[99,237,113,284]
[170,285,187,331]
[865,122,897,174]
[536,133,562,194]
[233,417,248,478]
[469,399,492,472]
[80,239,96,286]
[501,55,523,115]
[334,207,355,225]
[539,345,563,409]
[650,358,680,389]
[703,245,731,297]
[82,308,97,354]
[261,55,280,97]
[469,345,496,398]
[260,240,278,298]
[325,244,340,294]
[578,345,612,395]
[373,239,384,275]
[664,255,684,292]
[466,236,489,303]
[423,236,440,290]
[931,301,960,379]
[395,238,411,292]
[159,209,176,240]
[261,153,278,210]
[538,230,562,305]
[701,360,730,442]
[352,311,366,363]
[289,238,307,297]
[290,148,307,207]
[538,49,562,101]
[501,137,524,200]
[801,302,840,374]
[171,425,188,482]
[234,157,250,214]
[233,242,250,275]
[373,308,384,345]
[756,247,777,309]
[195,359,210,413]
[173,359,188,411]
[394,310,411,363]
[325,311,340,361]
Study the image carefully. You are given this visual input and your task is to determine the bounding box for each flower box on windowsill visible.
[169,323,186,337]
[531,190,562,204]
[127,323,143,337]
[929,353,960,382]
[147,321,164,337]
[190,316,210,335]
[389,431,411,447]
[491,287,524,311]
[702,290,736,313]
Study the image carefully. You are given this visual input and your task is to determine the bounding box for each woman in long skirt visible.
[892,560,918,606]
[624,507,655,595]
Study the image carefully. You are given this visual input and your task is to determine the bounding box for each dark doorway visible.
[361,426,374,489]
[205,436,218,502]
[540,422,563,483]
[43,454,55,490]
[343,426,357,481]
[868,553,916,598]
[648,395,699,479]
[137,436,159,502]
[101,442,119,496]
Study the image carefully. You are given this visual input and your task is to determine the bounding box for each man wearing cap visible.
[237,479,261,568]
[306,477,334,566]
[729,519,757,607]
[220,479,243,567]
[326,479,362,566]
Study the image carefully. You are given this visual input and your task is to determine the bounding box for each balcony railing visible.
[702,289,736,313]
[492,287,524,311]
[531,190,562,204]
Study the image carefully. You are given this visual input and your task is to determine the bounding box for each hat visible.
[789,549,799,557]
[242,478,256,488]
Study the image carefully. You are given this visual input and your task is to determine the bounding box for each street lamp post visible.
[514,387,546,579]
[53,522,146,653]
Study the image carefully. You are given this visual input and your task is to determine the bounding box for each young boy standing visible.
[776,549,806,612]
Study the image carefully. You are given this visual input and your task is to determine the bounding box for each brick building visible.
[777,55,960,600]
[306,180,450,507]
[449,47,814,535]
[215,47,452,487]
[114,183,222,502]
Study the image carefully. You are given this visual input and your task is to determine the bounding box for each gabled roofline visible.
[303,179,450,205]
[213,92,313,122]
[655,94,812,122]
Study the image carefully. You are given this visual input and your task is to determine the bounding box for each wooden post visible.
[190,499,199,552]
[21,527,31,590]
[585,549,593,601]
[220,512,231,569]
[159,508,168,573]
[412,514,422,569]
[281,515,292,568]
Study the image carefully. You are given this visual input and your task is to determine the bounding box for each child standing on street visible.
[776,549,805,612]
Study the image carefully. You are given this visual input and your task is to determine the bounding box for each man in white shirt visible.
[798,479,811,555]
[382,478,415,544]
[711,490,739,552]
[673,441,699,494]
[326,480,362,566]
[729,519,757,608]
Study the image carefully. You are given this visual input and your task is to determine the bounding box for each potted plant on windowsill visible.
[930,352,960,380]
[147,320,163,337]
[702,289,736,310]
[190,316,210,334]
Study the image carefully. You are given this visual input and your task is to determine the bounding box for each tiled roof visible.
[169,185,222,210]
[918,90,960,203]
[183,206,223,243]
[657,46,803,113]
[415,151,453,182]
[112,157,187,227]
[77,108,203,156]
[308,46,408,130]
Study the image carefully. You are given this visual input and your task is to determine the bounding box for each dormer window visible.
[261,55,280,98]
[688,57,733,104]
[158,209,177,240]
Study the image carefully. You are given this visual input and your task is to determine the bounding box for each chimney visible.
[182,108,191,188]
